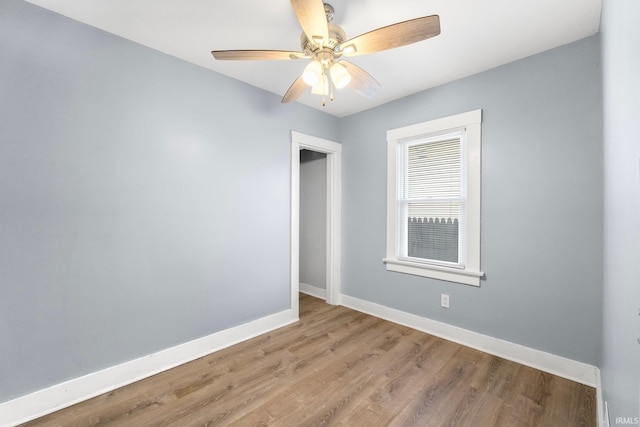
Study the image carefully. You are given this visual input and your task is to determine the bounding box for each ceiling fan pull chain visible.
[322,63,330,106]
[327,65,333,102]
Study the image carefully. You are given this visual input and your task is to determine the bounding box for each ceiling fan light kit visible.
[211,0,441,106]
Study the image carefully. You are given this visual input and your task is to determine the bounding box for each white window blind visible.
[397,131,466,267]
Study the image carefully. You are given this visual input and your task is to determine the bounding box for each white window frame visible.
[384,110,484,286]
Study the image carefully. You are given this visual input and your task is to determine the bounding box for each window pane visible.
[407,139,461,199]
[400,136,465,265]
[408,218,459,263]
[406,201,463,263]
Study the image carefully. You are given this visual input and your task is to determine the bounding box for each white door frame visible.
[291,131,342,317]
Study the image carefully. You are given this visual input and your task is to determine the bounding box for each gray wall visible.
[0,0,338,402]
[299,150,327,291]
[338,35,603,365]
[601,0,640,420]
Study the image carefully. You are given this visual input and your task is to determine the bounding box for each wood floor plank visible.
[230,318,398,426]
[23,294,596,426]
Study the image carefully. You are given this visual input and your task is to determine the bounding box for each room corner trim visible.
[0,309,298,426]
[340,294,598,388]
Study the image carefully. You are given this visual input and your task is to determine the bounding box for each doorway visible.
[299,149,328,300]
[290,131,342,318]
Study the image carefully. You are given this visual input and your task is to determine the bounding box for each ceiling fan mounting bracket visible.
[323,3,335,23]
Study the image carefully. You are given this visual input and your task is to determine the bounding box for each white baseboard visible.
[340,294,598,388]
[0,309,297,427]
[300,282,327,300]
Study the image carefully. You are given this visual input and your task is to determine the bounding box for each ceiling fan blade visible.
[290,0,329,45]
[338,15,440,57]
[282,75,308,103]
[212,50,307,61]
[341,61,380,100]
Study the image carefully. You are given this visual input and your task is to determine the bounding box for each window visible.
[385,110,483,286]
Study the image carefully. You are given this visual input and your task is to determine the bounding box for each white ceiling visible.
[26,0,601,117]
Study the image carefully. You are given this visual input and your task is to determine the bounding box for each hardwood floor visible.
[23,294,595,426]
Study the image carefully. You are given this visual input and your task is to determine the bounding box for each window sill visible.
[383,258,484,287]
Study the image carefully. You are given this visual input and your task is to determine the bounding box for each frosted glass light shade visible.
[330,62,351,89]
[302,61,322,86]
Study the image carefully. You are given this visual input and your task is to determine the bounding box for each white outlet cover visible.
[441,294,450,308]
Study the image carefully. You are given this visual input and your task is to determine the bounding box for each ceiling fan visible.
[211,0,440,106]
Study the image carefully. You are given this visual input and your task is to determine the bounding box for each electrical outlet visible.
[441,294,450,309]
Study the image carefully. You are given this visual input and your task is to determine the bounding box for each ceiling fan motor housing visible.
[300,23,346,59]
